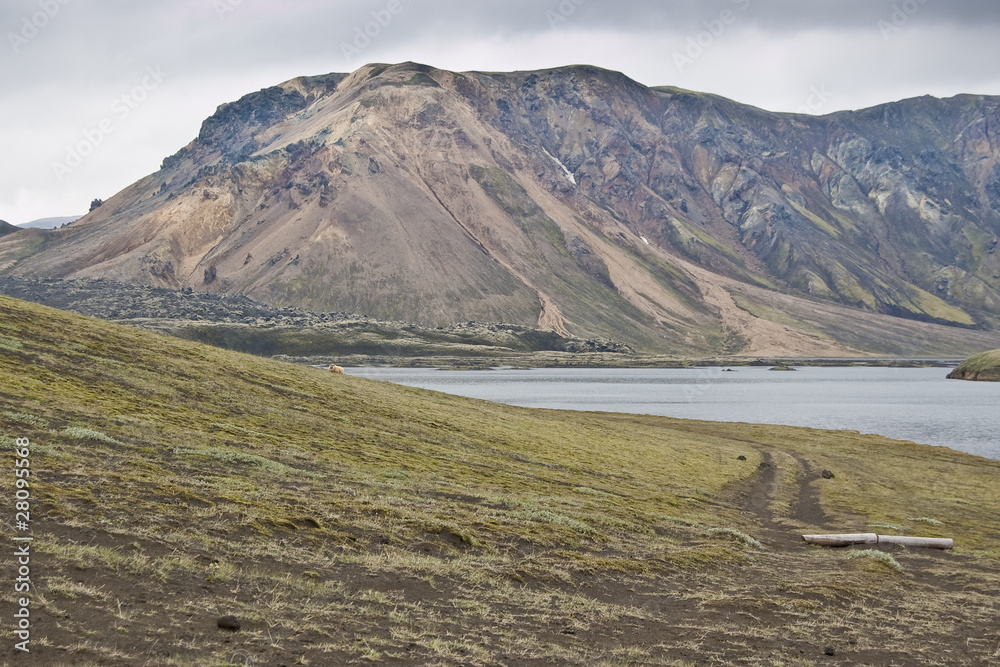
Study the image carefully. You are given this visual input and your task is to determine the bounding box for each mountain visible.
[0,220,20,237]
[16,215,83,229]
[2,62,999,355]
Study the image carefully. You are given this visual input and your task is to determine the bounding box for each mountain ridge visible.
[2,62,998,354]
[0,219,20,236]
[15,215,83,229]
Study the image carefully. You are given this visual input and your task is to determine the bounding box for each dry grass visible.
[1,296,999,665]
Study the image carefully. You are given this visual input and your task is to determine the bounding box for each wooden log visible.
[802,533,954,549]
[802,533,878,547]
[876,535,953,549]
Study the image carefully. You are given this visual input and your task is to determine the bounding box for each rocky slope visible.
[2,63,999,354]
[0,276,627,361]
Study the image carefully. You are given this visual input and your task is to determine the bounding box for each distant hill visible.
[0,220,20,237]
[948,348,1000,381]
[16,215,82,229]
[1,63,999,355]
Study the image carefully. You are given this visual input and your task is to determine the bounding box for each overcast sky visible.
[2,0,999,224]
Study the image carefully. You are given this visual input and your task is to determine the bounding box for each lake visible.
[347,366,1000,460]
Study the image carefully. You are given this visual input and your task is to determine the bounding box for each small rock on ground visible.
[217,615,241,631]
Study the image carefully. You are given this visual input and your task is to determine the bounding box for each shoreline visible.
[294,353,962,370]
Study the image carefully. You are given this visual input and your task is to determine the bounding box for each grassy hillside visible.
[2,296,1000,665]
[948,348,1000,381]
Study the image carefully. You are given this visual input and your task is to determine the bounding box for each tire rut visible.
[789,454,831,528]
[719,447,832,550]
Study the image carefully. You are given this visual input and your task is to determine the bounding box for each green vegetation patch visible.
[469,164,570,254]
[846,549,904,573]
[730,291,825,336]
[62,426,121,444]
[0,335,22,352]
[948,348,1000,381]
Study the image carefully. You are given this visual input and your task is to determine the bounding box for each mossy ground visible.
[2,296,1000,665]
[948,348,1000,381]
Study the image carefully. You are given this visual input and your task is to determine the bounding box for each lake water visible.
[348,366,1000,460]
